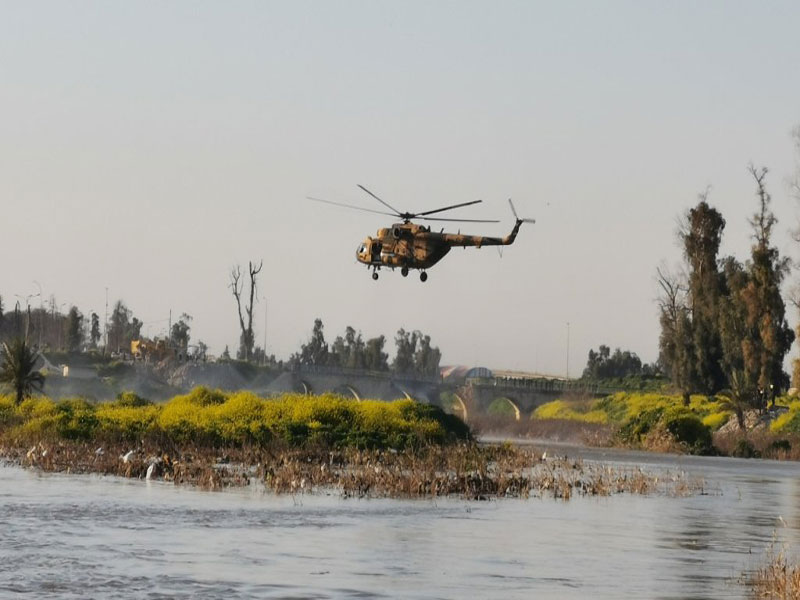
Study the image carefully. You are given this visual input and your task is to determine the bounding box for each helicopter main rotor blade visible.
[356,184,403,215]
[417,216,500,223]
[307,196,397,217]
[415,199,484,217]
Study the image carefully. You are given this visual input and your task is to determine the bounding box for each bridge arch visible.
[334,384,361,401]
[486,396,521,421]
[451,392,468,422]
[393,383,416,401]
[502,397,521,421]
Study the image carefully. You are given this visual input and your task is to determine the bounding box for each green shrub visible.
[617,408,665,444]
[54,398,99,441]
[0,395,17,427]
[0,389,470,450]
[770,403,800,433]
[115,391,151,407]
[702,412,730,431]
[532,399,609,424]
[664,414,712,454]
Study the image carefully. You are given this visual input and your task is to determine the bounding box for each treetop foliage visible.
[658,167,794,406]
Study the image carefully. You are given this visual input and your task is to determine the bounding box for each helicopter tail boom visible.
[439,200,534,248]
[501,199,535,245]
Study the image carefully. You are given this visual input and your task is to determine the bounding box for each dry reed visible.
[0,440,700,500]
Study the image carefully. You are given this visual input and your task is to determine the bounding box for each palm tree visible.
[718,370,753,432]
[0,338,45,405]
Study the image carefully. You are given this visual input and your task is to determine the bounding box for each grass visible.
[0,387,470,450]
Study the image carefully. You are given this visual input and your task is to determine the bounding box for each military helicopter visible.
[308,185,535,282]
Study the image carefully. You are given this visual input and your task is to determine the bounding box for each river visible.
[2,444,800,599]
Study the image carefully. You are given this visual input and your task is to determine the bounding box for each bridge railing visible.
[467,376,620,396]
[293,364,442,385]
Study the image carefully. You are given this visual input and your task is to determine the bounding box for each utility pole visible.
[104,287,108,355]
[33,281,43,348]
[566,321,570,379]
[262,296,267,365]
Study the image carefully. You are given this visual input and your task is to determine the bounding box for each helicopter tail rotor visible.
[508,199,536,224]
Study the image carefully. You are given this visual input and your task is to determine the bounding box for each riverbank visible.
[0,388,700,500]
[482,392,800,460]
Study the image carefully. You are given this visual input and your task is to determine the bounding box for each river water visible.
[2,444,800,599]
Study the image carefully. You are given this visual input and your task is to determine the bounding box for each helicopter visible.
[308,185,535,282]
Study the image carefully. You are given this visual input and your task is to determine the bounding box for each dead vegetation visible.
[1,439,700,500]
[750,544,800,599]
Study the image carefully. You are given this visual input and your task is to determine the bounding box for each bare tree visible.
[230,260,263,361]
[656,264,694,405]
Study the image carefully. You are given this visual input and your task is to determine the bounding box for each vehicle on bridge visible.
[308,185,535,282]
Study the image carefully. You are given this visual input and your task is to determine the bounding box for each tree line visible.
[0,297,197,357]
[657,166,794,406]
[582,344,660,380]
[288,318,441,377]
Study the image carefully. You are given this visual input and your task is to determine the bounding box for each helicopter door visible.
[371,240,382,263]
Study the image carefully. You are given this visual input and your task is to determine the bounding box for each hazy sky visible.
[3,1,800,375]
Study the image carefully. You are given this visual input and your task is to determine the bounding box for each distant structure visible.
[440,365,494,382]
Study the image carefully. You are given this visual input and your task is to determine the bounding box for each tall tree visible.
[413,334,441,377]
[718,257,750,387]
[791,127,800,386]
[296,318,329,366]
[657,265,695,404]
[0,338,45,405]
[89,312,101,349]
[583,345,643,379]
[364,335,389,371]
[681,198,727,393]
[230,260,263,361]
[170,313,192,351]
[740,166,794,400]
[64,306,84,353]
[392,328,418,374]
[107,301,141,353]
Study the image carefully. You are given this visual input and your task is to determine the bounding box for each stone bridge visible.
[269,367,623,423]
[275,366,442,404]
[455,377,619,421]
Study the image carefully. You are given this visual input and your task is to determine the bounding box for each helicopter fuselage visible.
[356,220,523,271]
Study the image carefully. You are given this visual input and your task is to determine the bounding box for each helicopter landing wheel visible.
[401,266,409,277]
[420,272,428,282]
[372,271,379,281]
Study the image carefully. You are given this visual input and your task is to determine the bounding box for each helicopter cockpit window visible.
[358,244,367,254]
